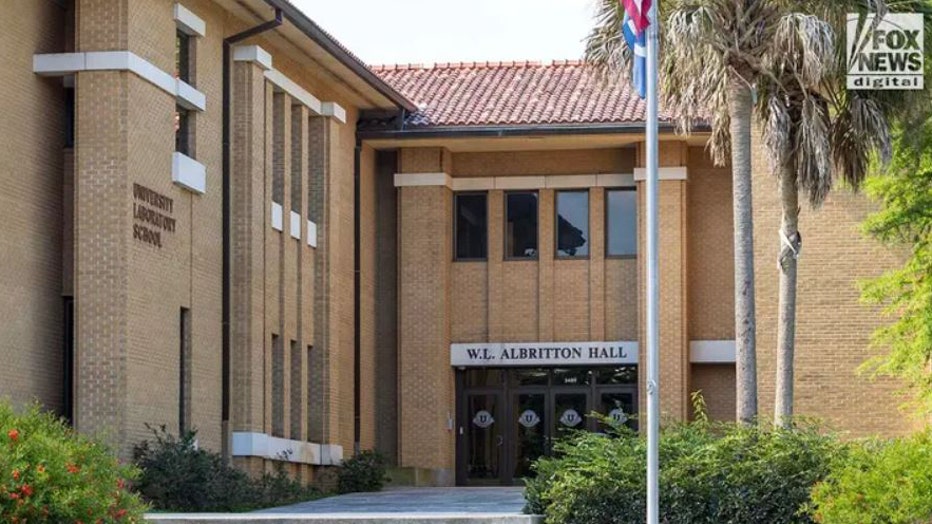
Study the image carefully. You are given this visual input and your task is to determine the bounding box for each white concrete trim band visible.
[394,173,636,190]
[633,166,688,181]
[33,52,206,112]
[171,152,206,194]
[230,432,343,466]
[689,340,736,363]
[451,341,638,367]
[174,3,206,37]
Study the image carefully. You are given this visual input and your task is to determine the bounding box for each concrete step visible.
[146,514,542,524]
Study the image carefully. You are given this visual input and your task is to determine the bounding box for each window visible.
[175,107,192,155]
[174,30,194,158]
[290,340,302,439]
[271,334,284,437]
[606,189,638,257]
[179,308,192,434]
[455,193,487,260]
[175,30,191,84]
[556,191,589,257]
[64,88,75,148]
[505,191,538,259]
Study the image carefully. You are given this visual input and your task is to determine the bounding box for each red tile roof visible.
[371,60,673,128]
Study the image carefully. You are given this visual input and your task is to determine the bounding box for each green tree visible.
[861,118,932,414]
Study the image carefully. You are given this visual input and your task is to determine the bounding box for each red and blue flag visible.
[620,0,651,99]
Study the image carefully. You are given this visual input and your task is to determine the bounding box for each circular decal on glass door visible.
[472,410,495,428]
[518,409,541,428]
[559,409,582,427]
[609,408,628,425]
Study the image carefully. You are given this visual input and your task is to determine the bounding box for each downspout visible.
[221,7,282,460]
[353,138,362,454]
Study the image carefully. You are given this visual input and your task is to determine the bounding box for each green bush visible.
[810,431,932,524]
[526,419,840,524]
[133,425,320,512]
[0,401,147,523]
[337,450,388,494]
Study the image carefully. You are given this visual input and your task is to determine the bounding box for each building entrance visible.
[455,366,637,486]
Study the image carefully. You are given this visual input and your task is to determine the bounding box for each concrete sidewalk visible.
[146,487,541,524]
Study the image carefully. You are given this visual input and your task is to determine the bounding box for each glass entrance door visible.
[510,391,546,481]
[463,393,504,485]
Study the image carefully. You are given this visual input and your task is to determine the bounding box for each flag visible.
[622,0,652,34]
[622,11,647,99]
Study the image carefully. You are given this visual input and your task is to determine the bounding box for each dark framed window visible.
[64,88,75,148]
[505,191,538,259]
[455,192,487,260]
[176,30,191,83]
[606,188,637,257]
[175,107,191,155]
[556,190,589,258]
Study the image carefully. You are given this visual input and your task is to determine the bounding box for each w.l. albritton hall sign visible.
[450,341,638,367]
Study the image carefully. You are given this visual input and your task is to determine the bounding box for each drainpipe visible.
[353,138,362,455]
[221,7,282,460]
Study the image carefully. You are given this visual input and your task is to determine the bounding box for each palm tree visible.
[761,1,932,426]
[586,0,931,426]
[588,0,788,422]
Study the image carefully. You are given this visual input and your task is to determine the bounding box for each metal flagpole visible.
[644,0,660,523]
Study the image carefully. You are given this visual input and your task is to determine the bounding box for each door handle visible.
[496,435,504,447]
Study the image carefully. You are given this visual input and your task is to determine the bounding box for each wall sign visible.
[609,408,628,425]
[132,183,176,248]
[451,341,638,367]
[559,409,582,427]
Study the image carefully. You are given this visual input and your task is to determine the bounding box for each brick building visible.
[0,0,914,487]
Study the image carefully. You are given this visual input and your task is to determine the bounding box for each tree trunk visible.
[774,164,801,427]
[728,79,758,424]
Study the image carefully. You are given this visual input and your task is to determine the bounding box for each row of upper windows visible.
[454,189,638,261]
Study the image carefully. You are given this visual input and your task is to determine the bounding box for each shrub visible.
[133,425,320,512]
[0,401,147,523]
[337,450,388,494]
[525,419,840,524]
[810,431,932,524]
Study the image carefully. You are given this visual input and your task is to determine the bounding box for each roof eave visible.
[357,121,710,140]
[263,0,417,112]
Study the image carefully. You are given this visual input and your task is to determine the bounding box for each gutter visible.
[357,121,709,140]
[222,6,283,460]
[353,139,362,454]
[262,0,417,113]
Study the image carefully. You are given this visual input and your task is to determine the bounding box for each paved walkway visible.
[147,487,540,523]
[258,487,527,515]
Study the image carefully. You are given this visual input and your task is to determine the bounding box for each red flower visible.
[12,469,20,481]
[20,484,32,497]
[7,429,19,442]
[114,508,127,519]
[116,478,125,489]
[67,463,80,474]
[9,491,19,500]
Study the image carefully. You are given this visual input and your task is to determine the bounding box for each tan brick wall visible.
[750,131,912,436]
[690,364,735,422]
[687,147,734,341]
[397,185,454,474]
[0,0,67,413]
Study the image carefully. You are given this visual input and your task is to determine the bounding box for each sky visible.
[291,0,599,66]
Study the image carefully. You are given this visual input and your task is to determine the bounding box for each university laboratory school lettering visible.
[132,183,176,248]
